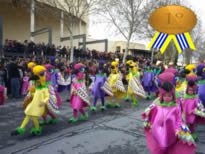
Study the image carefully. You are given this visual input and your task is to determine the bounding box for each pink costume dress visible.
[21,76,29,96]
[183,95,198,123]
[70,79,89,110]
[183,94,205,126]
[0,86,5,105]
[142,100,197,154]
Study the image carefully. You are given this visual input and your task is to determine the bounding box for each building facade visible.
[0,0,88,47]
[86,39,146,53]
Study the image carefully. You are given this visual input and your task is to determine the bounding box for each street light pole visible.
[30,0,35,42]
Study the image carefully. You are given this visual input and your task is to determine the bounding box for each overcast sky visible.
[88,0,205,47]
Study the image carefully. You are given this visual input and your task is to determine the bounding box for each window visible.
[116,46,121,52]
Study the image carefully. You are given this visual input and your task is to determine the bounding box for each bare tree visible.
[44,0,100,62]
[188,18,205,64]
[135,0,186,64]
[11,0,100,62]
[97,0,152,63]
[136,0,205,65]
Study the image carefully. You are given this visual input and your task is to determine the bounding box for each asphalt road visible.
[0,91,205,154]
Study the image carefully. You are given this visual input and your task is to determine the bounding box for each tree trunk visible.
[184,48,192,65]
[70,24,74,62]
[30,0,35,42]
[123,40,130,63]
[151,48,155,64]
[78,20,81,48]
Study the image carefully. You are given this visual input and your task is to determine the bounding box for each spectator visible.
[8,57,21,98]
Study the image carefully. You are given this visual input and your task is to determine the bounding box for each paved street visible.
[1,92,205,154]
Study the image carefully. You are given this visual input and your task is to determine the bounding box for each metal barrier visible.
[60,34,86,51]
[79,39,108,52]
[0,16,3,57]
[31,27,52,45]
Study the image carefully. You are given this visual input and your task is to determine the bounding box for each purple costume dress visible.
[51,69,71,93]
[197,64,205,107]
[51,70,59,91]
[142,70,158,96]
[44,66,62,107]
[91,74,107,106]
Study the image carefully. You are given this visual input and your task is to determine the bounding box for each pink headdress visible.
[44,64,54,70]
[164,68,179,76]
[158,72,175,85]
[74,63,85,70]
[158,72,176,102]
[186,75,198,94]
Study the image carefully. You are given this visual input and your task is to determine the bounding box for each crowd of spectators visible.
[0,54,153,99]
[2,40,141,61]
[0,39,156,100]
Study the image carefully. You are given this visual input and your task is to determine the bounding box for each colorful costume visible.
[38,64,62,125]
[27,62,36,89]
[69,63,90,122]
[107,61,126,108]
[124,60,133,101]
[11,65,59,136]
[181,75,205,139]
[163,68,182,102]
[178,64,197,96]
[142,65,158,99]
[21,76,29,96]
[127,62,146,106]
[50,63,71,93]
[0,86,6,105]
[158,72,182,106]
[142,79,196,154]
[197,64,205,107]
[90,61,112,111]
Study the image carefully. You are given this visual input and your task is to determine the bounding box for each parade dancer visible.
[69,63,90,122]
[142,63,158,99]
[142,80,197,154]
[197,63,205,107]
[163,68,182,101]
[50,62,71,93]
[21,71,30,96]
[178,64,197,96]
[124,60,133,101]
[127,62,146,106]
[90,61,113,111]
[38,64,62,125]
[11,65,59,136]
[27,62,36,89]
[107,61,126,108]
[0,86,6,105]
[181,75,205,139]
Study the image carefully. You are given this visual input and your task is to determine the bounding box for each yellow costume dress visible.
[124,60,133,101]
[11,65,51,136]
[127,63,146,106]
[107,61,126,108]
[25,87,49,117]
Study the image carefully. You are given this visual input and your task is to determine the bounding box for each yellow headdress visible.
[185,64,197,77]
[32,65,47,86]
[130,62,138,74]
[27,62,36,70]
[126,60,133,65]
[111,61,119,73]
